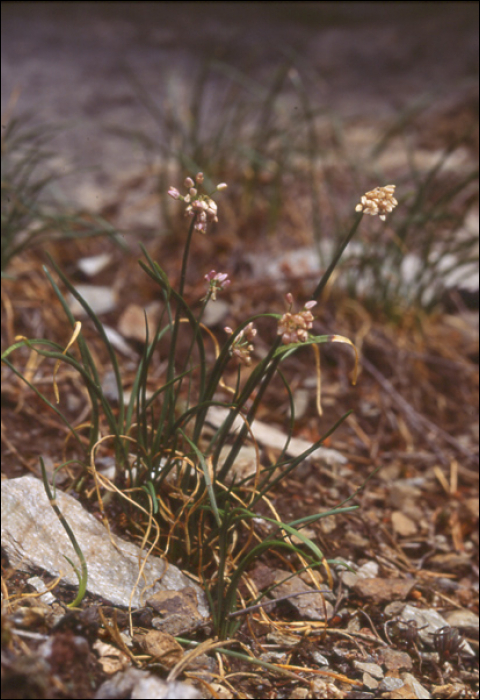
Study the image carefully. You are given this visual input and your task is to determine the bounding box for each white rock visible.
[77,253,112,277]
[26,576,57,605]
[1,476,208,615]
[67,284,117,316]
[206,406,346,466]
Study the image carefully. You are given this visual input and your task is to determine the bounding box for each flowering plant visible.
[2,174,397,638]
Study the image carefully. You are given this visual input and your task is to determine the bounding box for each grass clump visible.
[1,112,122,276]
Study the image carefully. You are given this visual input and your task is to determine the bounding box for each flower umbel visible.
[204,270,231,301]
[278,293,317,345]
[355,184,398,221]
[225,322,257,366]
[168,172,227,233]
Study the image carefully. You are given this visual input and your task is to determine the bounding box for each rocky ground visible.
[1,3,478,699]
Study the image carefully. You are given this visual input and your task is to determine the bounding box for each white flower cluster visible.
[168,172,227,233]
[277,294,317,345]
[355,185,398,221]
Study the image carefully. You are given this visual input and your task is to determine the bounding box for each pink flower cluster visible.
[204,270,231,301]
[225,322,257,366]
[168,172,227,234]
[277,293,317,345]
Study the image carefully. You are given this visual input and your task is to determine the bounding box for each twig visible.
[357,608,388,644]
[314,627,390,647]
[227,588,332,618]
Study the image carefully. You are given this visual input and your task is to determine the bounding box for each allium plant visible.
[2,176,397,639]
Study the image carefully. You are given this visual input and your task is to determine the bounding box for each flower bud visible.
[168,187,180,200]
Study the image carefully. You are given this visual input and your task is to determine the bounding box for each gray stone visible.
[401,672,431,699]
[1,476,208,615]
[269,569,334,621]
[339,571,358,588]
[353,660,384,679]
[311,651,329,666]
[362,672,379,690]
[94,667,202,699]
[379,677,405,692]
[400,605,475,657]
[443,609,479,636]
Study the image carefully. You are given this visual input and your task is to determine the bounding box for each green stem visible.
[312,211,363,301]
[40,458,88,608]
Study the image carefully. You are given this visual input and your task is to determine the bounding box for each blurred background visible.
[2,1,478,309]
